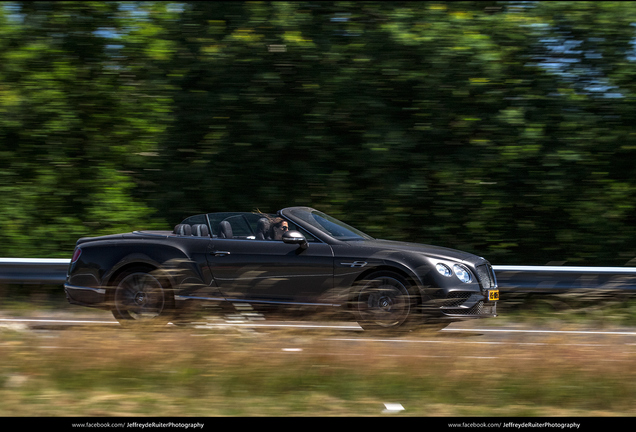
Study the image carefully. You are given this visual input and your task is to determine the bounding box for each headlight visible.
[453,264,472,283]
[436,263,452,277]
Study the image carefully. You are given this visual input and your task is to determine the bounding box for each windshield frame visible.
[282,207,374,242]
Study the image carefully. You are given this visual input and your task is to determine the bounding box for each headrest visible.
[192,224,210,237]
[255,218,270,240]
[219,220,233,239]
[174,224,192,236]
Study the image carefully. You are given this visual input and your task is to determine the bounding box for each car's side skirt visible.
[175,294,341,307]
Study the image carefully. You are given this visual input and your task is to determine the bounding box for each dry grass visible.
[1,323,636,417]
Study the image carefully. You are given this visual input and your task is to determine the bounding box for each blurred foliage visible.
[2,1,636,265]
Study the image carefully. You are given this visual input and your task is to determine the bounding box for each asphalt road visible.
[2,311,636,350]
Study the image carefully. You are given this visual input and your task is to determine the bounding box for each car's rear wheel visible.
[354,271,416,331]
[111,267,174,328]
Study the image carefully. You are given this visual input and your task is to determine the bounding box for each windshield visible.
[287,209,374,241]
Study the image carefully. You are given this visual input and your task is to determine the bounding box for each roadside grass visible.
[1,290,636,416]
[1,322,635,417]
[493,295,636,328]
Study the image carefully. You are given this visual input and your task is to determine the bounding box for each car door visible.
[206,223,334,304]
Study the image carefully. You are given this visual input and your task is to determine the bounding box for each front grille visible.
[476,264,496,289]
[442,291,472,307]
[444,301,484,316]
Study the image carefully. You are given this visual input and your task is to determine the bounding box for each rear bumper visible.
[64,283,108,308]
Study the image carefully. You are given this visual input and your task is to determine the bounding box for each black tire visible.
[353,271,417,331]
[111,267,174,328]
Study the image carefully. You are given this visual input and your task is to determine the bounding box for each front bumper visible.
[440,290,497,317]
[436,261,498,318]
[441,297,497,318]
[421,290,498,320]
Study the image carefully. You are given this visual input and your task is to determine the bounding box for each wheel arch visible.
[108,262,177,326]
[104,260,175,306]
[349,265,424,308]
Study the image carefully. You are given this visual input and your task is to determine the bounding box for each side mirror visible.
[282,230,308,250]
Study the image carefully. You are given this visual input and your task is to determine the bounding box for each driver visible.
[269,217,289,240]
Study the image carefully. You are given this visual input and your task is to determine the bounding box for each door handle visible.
[211,251,231,257]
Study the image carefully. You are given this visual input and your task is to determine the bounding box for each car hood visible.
[344,238,483,263]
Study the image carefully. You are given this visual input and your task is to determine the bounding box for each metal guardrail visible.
[1,259,636,295]
[493,265,636,294]
[0,258,70,285]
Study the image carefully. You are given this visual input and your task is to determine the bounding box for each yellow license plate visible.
[488,289,499,301]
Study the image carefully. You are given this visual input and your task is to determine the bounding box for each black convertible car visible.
[64,207,498,330]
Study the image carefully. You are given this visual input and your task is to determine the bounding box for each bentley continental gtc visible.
[64,207,498,330]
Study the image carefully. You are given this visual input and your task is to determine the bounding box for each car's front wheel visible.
[353,271,416,331]
[111,267,174,328]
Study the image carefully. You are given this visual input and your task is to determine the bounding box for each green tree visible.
[3,1,636,267]
[0,1,170,257]
[143,1,636,265]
